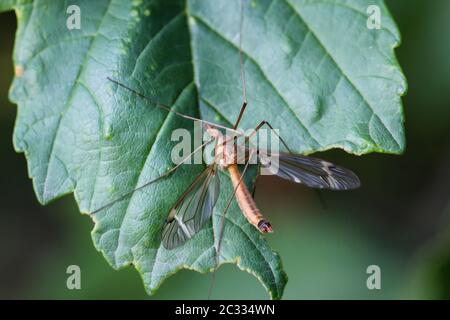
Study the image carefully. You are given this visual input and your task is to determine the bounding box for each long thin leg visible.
[208,149,255,299]
[246,120,293,154]
[232,0,248,130]
[89,137,215,215]
[219,120,293,157]
[232,101,247,130]
[108,77,242,135]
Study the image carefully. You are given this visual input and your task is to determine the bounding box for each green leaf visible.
[5,0,405,299]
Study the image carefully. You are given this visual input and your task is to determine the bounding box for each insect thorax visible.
[205,127,240,170]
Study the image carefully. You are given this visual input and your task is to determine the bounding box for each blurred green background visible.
[1,0,450,299]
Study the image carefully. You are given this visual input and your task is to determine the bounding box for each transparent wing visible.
[161,166,220,249]
[259,151,360,190]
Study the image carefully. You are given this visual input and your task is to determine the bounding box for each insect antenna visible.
[107,77,241,134]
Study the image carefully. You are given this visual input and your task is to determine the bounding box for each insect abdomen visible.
[227,164,273,233]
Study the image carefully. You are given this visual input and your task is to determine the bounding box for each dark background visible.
[1,0,449,299]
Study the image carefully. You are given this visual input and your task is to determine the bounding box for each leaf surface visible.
[5,0,406,299]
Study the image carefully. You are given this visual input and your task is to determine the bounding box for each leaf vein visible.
[284,0,401,149]
[191,13,322,148]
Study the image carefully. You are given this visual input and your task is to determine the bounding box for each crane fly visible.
[91,87,360,247]
[89,0,361,293]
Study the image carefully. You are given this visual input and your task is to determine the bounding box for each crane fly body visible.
[160,124,274,250]
[91,110,360,250]
[157,121,360,250]
[207,125,273,233]
[90,1,362,295]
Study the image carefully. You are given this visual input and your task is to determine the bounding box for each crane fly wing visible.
[258,151,360,190]
[161,166,220,250]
